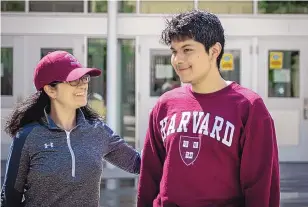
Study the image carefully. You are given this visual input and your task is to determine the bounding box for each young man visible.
[137,10,280,207]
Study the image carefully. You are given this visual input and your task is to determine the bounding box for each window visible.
[41,48,73,59]
[1,1,25,12]
[120,39,136,147]
[258,1,308,14]
[87,38,107,117]
[1,48,13,96]
[88,0,107,13]
[140,1,194,14]
[100,179,106,189]
[119,0,136,13]
[87,39,136,147]
[150,50,181,97]
[198,1,253,14]
[29,1,84,12]
[119,178,135,188]
[88,0,136,13]
[268,51,299,98]
[220,50,241,84]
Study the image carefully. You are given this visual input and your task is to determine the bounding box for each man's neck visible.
[49,103,77,131]
[191,69,228,94]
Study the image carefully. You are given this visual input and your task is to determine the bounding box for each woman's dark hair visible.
[4,90,102,137]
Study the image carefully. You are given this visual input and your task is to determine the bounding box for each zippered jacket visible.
[1,109,140,207]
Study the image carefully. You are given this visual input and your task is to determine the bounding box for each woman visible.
[1,51,141,207]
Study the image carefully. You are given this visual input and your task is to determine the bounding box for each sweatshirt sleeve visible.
[137,107,166,207]
[1,128,31,207]
[101,122,141,174]
[240,98,280,207]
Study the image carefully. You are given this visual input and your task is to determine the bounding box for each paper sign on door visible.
[221,53,234,71]
[270,52,283,69]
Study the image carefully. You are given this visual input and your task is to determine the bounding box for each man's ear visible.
[210,42,222,60]
[43,85,56,99]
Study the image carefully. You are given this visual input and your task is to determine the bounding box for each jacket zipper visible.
[65,131,76,177]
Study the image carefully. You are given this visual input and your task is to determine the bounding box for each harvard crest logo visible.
[179,135,201,166]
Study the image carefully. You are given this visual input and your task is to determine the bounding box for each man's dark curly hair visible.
[161,9,225,68]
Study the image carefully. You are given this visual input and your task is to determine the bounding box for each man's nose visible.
[173,53,185,65]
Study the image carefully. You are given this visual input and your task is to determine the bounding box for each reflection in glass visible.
[87,39,107,117]
[258,1,308,14]
[119,0,136,13]
[88,0,107,13]
[119,178,135,187]
[140,1,194,14]
[120,39,136,147]
[198,1,253,14]
[150,51,181,97]
[1,48,13,96]
[220,50,241,84]
[88,0,136,13]
[1,1,25,12]
[86,39,136,148]
[268,51,299,98]
[29,1,84,12]
[41,48,73,59]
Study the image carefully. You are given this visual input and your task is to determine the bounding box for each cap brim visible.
[66,68,101,81]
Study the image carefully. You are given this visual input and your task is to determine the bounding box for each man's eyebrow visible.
[181,44,194,48]
[170,44,194,50]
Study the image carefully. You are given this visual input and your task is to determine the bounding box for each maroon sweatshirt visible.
[137,82,280,207]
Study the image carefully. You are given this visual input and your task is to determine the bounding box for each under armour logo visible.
[44,142,54,149]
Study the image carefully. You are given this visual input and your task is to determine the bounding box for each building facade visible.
[1,1,308,186]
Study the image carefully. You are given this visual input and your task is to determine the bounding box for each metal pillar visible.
[106,0,120,137]
[106,0,120,190]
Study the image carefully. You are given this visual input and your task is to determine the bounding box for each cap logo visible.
[65,54,80,66]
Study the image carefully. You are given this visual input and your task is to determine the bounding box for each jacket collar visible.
[42,106,86,130]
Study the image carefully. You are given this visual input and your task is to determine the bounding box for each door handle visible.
[304,98,308,120]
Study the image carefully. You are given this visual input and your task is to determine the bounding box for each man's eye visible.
[184,49,192,52]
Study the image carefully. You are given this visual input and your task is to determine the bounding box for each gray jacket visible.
[1,109,140,207]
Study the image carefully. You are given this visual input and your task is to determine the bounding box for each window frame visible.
[28,1,84,13]
[1,0,26,12]
[1,36,16,108]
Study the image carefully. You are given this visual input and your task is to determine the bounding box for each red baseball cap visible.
[33,50,101,90]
